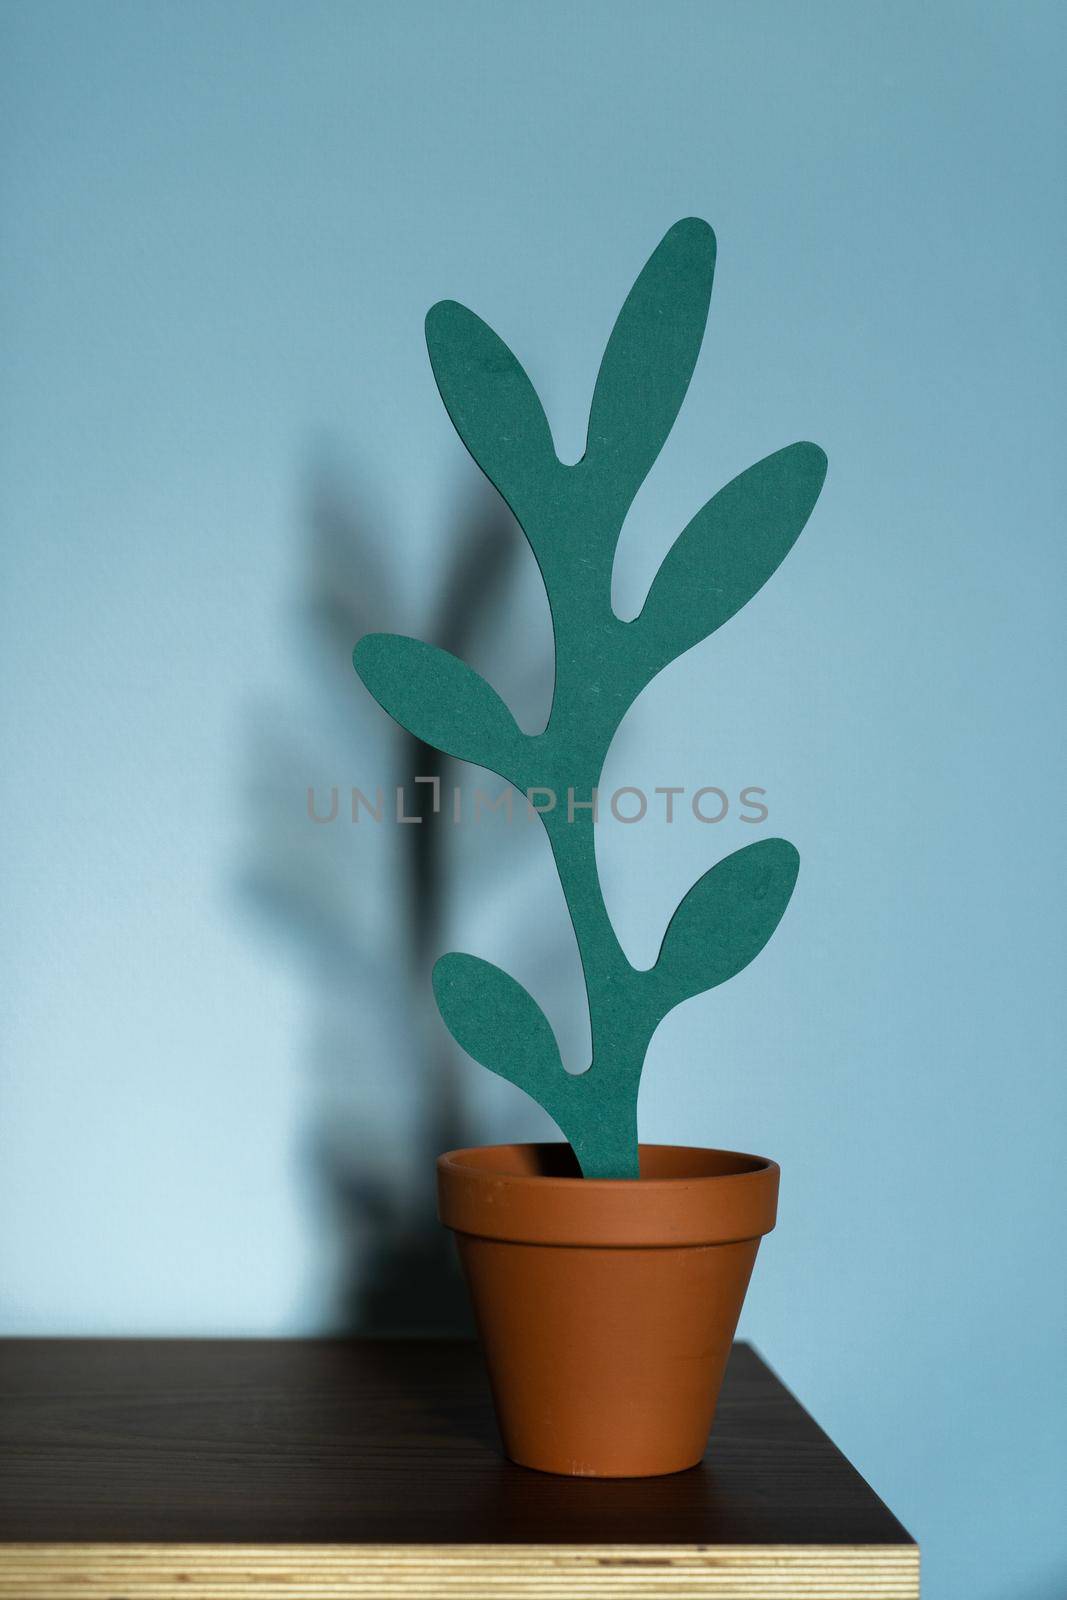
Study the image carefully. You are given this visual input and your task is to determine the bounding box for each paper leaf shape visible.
[653,839,800,1010]
[426,301,564,541]
[433,953,567,1112]
[354,219,826,1178]
[634,443,827,678]
[353,633,522,774]
[584,218,716,518]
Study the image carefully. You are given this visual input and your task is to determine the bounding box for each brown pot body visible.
[437,1142,779,1478]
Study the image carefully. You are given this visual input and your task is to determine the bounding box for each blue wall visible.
[2,3,1064,1596]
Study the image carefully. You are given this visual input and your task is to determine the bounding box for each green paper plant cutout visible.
[354,219,826,1179]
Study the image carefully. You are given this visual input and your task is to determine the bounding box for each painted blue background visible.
[2,3,1064,1596]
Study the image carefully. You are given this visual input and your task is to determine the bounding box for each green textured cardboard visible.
[354,219,825,1177]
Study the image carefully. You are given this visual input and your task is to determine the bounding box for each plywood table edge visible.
[0,1540,920,1597]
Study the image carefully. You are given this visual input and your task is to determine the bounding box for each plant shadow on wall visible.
[239,452,566,1332]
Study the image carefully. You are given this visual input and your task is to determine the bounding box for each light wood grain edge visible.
[0,1542,919,1597]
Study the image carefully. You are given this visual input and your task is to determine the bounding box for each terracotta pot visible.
[437,1141,779,1478]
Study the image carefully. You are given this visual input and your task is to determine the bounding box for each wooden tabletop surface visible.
[0,1337,918,1597]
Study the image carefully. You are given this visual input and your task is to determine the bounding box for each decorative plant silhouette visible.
[244,462,532,1328]
[354,218,826,1178]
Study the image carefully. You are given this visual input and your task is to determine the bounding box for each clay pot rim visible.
[439,1141,774,1187]
[437,1141,779,1248]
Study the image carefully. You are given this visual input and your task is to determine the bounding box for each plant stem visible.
[540,783,658,1179]
[521,566,658,1178]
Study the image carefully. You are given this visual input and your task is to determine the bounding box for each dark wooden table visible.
[0,1338,917,1597]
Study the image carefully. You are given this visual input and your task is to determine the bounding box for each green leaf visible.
[583,218,716,513]
[635,442,827,677]
[654,838,800,1009]
[433,953,566,1112]
[425,300,564,534]
[353,633,521,774]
